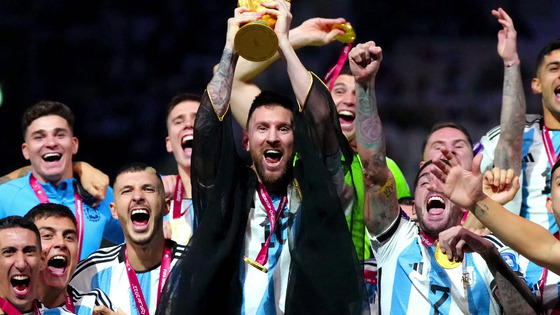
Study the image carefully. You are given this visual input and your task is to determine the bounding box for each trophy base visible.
[235,21,278,62]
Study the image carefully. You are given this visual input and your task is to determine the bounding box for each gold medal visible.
[170,218,192,245]
[434,242,461,269]
[243,256,268,273]
[333,23,356,44]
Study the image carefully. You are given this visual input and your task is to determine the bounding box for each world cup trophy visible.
[234,0,281,62]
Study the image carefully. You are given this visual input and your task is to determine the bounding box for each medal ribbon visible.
[254,182,288,266]
[418,229,436,247]
[172,176,185,219]
[538,232,560,310]
[542,125,558,168]
[125,242,172,314]
[30,174,84,259]
[0,298,40,315]
[65,293,75,313]
[324,43,353,91]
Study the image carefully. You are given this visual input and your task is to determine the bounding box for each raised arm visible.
[492,7,525,175]
[429,148,560,275]
[350,41,399,235]
[230,17,347,128]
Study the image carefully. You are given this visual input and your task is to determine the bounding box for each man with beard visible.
[350,40,536,314]
[70,163,186,315]
[157,2,364,314]
[23,203,115,315]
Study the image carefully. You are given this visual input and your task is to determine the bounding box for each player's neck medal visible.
[435,241,461,269]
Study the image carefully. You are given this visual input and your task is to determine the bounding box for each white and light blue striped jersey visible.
[240,186,299,315]
[370,213,501,315]
[478,115,559,233]
[67,284,115,315]
[69,240,186,315]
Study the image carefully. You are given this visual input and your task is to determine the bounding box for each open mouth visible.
[131,209,150,226]
[264,150,282,164]
[11,275,30,295]
[338,110,355,123]
[181,135,193,150]
[426,196,445,214]
[42,152,62,162]
[555,86,560,100]
[47,255,68,276]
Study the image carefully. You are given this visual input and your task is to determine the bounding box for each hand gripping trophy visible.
[234,0,284,62]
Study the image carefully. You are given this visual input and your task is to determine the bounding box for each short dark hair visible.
[0,216,41,246]
[413,159,450,190]
[166,93,201,121]
[421,122,473,157]
[551,159,560,186]
[246,91,294,128]
[24,203,77,229]
[22,101,75,139]
[536,39,560,75]
[114,162,164,193]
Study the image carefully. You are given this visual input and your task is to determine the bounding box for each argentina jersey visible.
[370,213,501,315]
[70,241,186,315]
[240,189,298,315]
[479,115,559,233]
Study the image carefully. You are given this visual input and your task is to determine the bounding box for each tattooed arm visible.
[350,41,399,236]
[492,7,525,175]
[429,148,560,275]
[0,166,31,185]
[207,8,264,118]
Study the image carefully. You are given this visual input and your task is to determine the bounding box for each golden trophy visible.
[235,0,279,62]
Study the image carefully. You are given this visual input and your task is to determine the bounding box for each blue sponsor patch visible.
[501,253,519,272]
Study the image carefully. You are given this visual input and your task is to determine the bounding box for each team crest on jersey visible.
[462,266,477,290]
[84,205,100,222]
[500,253,519,272]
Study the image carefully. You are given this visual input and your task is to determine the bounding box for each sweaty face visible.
[533,50,560,124]
[246,105,294,192]
[111,171,168,247]
[0,228,42,312]
[423,127,473,170]
[35,217,78,292]
[413,165,464,238]
[165,100,200,170]
[22,115,78,186]
[330,74,357,150]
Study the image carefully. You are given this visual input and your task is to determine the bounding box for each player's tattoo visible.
[355,78,398,235]
[474,202,490,217]
[208,47,239,118]
[494,64,525,176]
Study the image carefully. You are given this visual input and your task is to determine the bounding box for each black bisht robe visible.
[157,73,366,314]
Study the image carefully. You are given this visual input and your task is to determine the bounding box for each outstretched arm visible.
[492,7,525,175]
[351,41,399,236]
[428,147,560,275]
[438,227,538,314]
[230,17,347,128]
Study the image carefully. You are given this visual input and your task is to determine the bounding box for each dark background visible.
[1,0,559,187]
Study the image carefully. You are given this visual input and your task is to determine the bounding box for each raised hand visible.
[428,147,487,211]
[290,17,347,48]
[438,226,496,262]
[348,41,383,85]
[261,0,292,43]
[482,167,520,205]
[492,7,519,65]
